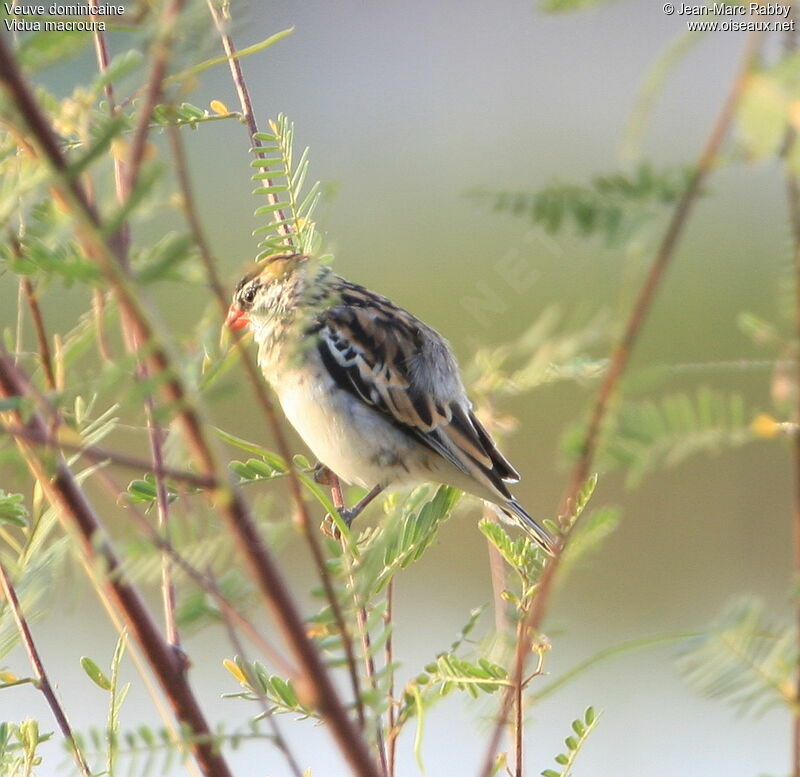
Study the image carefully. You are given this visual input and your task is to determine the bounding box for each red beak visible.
[226,305,250,331]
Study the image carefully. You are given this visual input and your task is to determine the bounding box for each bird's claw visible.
[312,462,336,486]
[320,508,356,539]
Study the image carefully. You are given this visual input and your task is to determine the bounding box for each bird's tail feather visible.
[491,500,554,555]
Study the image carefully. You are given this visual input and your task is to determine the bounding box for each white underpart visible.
[251,307,504,502]
[274,353,431,489]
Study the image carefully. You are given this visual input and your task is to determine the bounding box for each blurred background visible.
[4,1,795,775]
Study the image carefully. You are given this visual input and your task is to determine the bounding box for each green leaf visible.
[543,707,600,777]
[0,491,27,528]
[596,387,753,487]
[81,657,111,691]
[165,27,294,85]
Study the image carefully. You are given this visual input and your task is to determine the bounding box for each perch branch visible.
[0,39,379,777]
[0,561,92,777]
[477,29,764,777]
[165,71,367,731]
[0,349,233,777]
[781,14,800,775]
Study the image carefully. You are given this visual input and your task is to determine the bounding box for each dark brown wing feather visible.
[308,278,520,496]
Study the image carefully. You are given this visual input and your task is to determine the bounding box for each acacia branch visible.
[166,39,368,735]
[560,30,764,514]
[0,39,379,777]
[204,0,291,238]
[92,19,184,662]
[477,29,764,777]
[123,0,183,199]
[0,561,92,777]
[781,15,800,776]
[18,273,56,392]
[0,420,216,489]
[0,348,233,777]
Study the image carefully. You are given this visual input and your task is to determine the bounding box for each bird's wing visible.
[309,285,519,495]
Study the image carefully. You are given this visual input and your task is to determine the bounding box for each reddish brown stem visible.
[560,30,765,517]
[385,580,397,777]
[0,561,93,777]
[478,30,763,777]
[215,586,305,777]
[0,420,215,488]
[122,0,183,200]
[0,39,379,777]
[166,22,368,740]
[0,350,233,777]
[20,277,56,392]
[204,0,291,238]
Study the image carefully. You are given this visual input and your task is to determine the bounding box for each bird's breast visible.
[271,355,426,490]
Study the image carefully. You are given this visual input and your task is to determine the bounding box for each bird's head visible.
[226,253,313,332]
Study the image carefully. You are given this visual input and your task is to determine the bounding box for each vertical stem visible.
[19,276,56,392]
[92,21,181,659]
[169,96,377,772]
[485,508,510,634]
[214,573,305,777]
[513,614,524,777]
[785,134,800,777]
[0,352,234,777]
[204,0,291,239]
[559,29,765,516]
[477,29,763,777]
[328,472,387,772]
[143,393,181,651]
[781,12,800,775]
[385,579,397,777]
[0,561,93,777]
[1,26,379,777]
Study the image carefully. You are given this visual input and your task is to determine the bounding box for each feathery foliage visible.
[541,707,599,777]
[251,114,324,258]
[678,599,796,718]
[566,387,755,487]
[470,164,694,247]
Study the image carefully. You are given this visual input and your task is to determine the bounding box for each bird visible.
[226,252,552,553]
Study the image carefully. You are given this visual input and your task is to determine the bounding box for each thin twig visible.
[20,278,56,392]
[0,420,216,489]
[90,27,122,360]
[781,14,800,775]
[0,44,379,775]
[122,0,183,200]
[216,581,305,777]
[91,22,182,661]
[113,473,297,677]
[204,0,291,238]
[0,561,93,777]
[143,393,181,652]
[7,235,56,391]
[0,349,235,777]
[166,77,368,734]
[559,29,764,516]
[477,29,764,777]
[385,579,397,777]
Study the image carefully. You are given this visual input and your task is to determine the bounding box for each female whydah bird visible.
[226,253,552,552]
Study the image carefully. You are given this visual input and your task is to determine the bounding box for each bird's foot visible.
[319,508,355,539]
[312,462,337,486]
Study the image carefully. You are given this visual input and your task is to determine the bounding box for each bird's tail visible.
[492,500,555,555]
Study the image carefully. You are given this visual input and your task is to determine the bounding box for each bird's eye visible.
[242,286,257,305]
